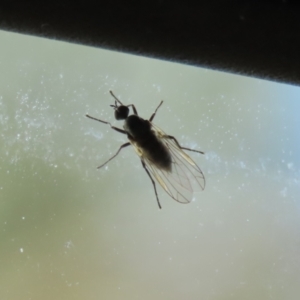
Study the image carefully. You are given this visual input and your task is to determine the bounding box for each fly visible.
[86,91,205,209]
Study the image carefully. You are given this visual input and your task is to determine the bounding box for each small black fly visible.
[86,91,205,209]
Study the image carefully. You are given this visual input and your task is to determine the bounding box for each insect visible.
[86,91,205,209]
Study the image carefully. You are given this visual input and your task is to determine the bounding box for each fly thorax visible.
[124,115,151,138]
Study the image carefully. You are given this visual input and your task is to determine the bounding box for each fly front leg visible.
[109,90,138,115]
[86,114,127,134]
[165,135,205,155]
[149,100,163,122]
[127,104,138,115]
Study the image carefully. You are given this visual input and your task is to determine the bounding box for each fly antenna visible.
[110,90,123,105]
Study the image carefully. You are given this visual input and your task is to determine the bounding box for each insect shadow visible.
[86,91,205,209]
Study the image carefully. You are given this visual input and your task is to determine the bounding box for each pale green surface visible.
[0,30,300,300]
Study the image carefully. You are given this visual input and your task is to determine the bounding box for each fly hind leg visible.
[141,160,162,209]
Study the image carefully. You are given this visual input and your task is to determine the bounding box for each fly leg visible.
[109,90,139,115]
[141,160,162,209]
[86,113,131,168]
[127,104,138,115]
[86,114,126,134]
[149,101,163,122]
[165,135,205,155]
[97,142,131,169]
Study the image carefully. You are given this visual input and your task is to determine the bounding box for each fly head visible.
[110,100,130,120]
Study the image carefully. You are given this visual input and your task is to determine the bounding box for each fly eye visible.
[115,105,129,120]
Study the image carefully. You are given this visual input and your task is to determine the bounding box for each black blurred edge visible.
[1,0,300,86]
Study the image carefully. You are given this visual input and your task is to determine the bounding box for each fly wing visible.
[131,124,205,204]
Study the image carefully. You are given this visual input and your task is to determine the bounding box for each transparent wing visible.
[131,124,205,204]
